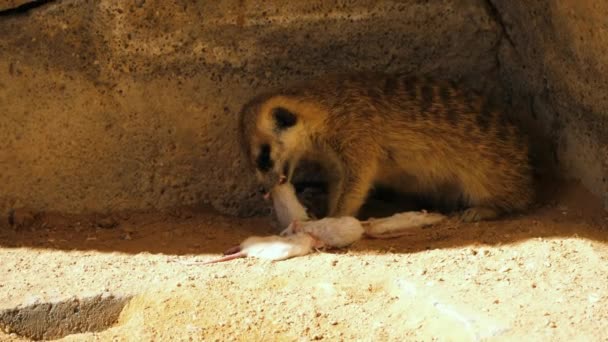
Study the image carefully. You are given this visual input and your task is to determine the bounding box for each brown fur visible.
[238,72,534,222]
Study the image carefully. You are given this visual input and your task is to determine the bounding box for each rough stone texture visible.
[494,0,608,209]
[0,294,131,340]
[0,0,30,12]
[0,0,501,218]
[3,0,606,217]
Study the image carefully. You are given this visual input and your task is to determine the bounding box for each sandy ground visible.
[1,181,608,341]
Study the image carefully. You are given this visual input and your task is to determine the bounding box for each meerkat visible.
[238,72,534,222]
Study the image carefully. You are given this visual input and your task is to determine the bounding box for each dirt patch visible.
[1,181,607,341]
[0,294,131,340]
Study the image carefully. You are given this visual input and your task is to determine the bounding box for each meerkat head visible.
[238,94,318,194]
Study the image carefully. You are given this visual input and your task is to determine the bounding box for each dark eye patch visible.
[256,144,273,172]
[273,107,298,130]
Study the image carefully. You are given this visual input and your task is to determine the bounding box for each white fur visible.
[270,183,311,229]
[280,211,446,249]
[220,210,445,264]
[281,217,364,248]
[239,233,317,261]
[363,211,447,238]
[269,181,446,253]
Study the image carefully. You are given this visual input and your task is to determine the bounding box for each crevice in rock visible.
[482,0,516,48]
[0,0,56,17]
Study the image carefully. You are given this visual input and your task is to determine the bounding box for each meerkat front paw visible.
[460,207,499,222]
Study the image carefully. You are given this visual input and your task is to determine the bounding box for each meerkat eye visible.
[256,144,274,172]
[273,107,298,130]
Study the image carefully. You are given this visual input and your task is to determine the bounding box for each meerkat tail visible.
[362,211,447,239]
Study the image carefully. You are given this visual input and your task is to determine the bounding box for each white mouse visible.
[280,216,365,248]
[266,181,311,230]
[200,232,322,264]
[279,210,447,248]
[270,181,447,246]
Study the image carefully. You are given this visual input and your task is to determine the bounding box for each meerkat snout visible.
[241,99,310,192]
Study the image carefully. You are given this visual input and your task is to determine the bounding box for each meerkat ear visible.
[272,107,298,130]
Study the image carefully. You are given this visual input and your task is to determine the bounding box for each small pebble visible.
[9,208,36,229]
[97,217,118,229]
[588,294,600,303]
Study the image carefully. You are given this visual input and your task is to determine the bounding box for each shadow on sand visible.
[1,179,606,257]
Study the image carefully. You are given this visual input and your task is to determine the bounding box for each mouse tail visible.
[201,251,246,264]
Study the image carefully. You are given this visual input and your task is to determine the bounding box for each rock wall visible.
[2,0,606,219]
[0,0,501,217]
[494,0,608,209]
